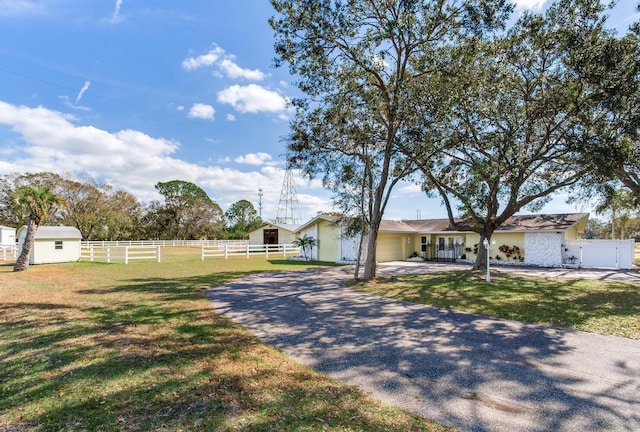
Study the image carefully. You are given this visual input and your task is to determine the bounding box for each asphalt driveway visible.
[206,265,640,432]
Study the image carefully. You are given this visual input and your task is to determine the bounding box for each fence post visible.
[157,245,161,263]
[201,244,205,261]
[283,244,287,258]
[246,244,250,259]
[90,245,94,262]
[265,244,269,259]
[124,246,129,265]
[107,247,111,263]
[224,243,228,259]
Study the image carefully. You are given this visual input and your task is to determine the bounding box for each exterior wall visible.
[31,238,81,264]
[0,226,16,246]
[298,224,319,260]
[339,229,360,261]
[376,233,408,262]
[248,225,297,245]
[316,219,340,262]
[564,220,586,241]
[490,232,525,262]
[524,232,564,267]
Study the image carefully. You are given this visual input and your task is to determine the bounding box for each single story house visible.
[248,222,301,246]
[295,213,592,268]
[0,225,16,246]
[16,225,82,265]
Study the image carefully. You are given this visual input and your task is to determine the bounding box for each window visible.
[55,240,63,250]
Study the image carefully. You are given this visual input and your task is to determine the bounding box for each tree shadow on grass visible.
[1,270,440,431]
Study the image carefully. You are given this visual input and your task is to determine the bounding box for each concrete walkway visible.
[206,266,640,432]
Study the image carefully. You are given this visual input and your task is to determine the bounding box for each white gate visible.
[564,239,635,270]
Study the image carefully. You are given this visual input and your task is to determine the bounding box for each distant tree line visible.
[0,172,263,241]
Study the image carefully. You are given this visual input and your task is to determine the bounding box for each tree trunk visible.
[353,228,366,280]
[362,217,380,280]
[472,231,495,271]
[13,218,39,272]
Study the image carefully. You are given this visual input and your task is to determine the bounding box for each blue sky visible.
[0,1,637,223]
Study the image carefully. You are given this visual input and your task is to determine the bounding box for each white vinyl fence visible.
[82,239,247,248]
[201,243,300,260]
[81,245,161,264]
[564,239,635,270]
[0,245,17,263]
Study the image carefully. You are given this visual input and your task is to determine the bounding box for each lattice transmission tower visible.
[275,158,302,225]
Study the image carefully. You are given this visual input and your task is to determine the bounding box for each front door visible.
[263,229,278,245]
[436,236,461,261]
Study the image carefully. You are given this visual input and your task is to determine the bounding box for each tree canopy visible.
[270,0,512,279]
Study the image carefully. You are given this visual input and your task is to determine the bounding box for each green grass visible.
[0,248,450,432]
[349,270,640,339]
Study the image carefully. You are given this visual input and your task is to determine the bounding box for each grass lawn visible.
[350,270,640,340]
[0,248,450,432]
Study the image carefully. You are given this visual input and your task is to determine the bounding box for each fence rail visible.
[81,245,161,264]
[201,243,300,260]
[82,239,248,248]
[0,245,17,263]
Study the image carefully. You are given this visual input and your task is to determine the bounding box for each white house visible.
[0,225,16,246]
[16,225,82,265]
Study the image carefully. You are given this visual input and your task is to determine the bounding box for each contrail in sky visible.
[112,0,123,22]
[75,81,90,104]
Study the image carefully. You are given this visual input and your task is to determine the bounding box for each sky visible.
[0,0,638,224]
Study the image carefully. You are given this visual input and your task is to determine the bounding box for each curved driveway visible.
[206,265,640,432]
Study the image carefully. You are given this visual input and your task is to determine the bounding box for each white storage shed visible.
[0,225,16,246]
[16,225,82,264]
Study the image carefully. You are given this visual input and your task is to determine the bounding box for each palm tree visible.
[292,234,318,261]
[13,185,67,272]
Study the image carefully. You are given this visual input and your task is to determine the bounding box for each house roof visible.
[250,222,302,234]
[383,213,589,234]
[19,225,82,240]
[294,214,341,233]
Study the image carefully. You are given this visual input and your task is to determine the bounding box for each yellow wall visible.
[376,233,409,261]
[316,219,340,262]
[437,232,525,262]
[565,218,587,241]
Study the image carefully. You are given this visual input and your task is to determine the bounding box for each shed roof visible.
[20,226,82,240]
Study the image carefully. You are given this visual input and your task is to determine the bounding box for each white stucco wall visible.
[339,229,360,261]
[524,232,563,267]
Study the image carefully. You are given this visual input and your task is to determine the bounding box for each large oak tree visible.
[406,0,614,270]
[270,0,511,279]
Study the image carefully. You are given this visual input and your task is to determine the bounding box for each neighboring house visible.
[0,225,16,246]
[247,222,301,246]
[296,213,594,268]
[16,225,82,265]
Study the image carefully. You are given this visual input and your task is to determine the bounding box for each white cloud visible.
[181,45,225,71]
[0,100,328,215]
[176,105,184,111]
[182,44,264,81]
[0,0,45,17]
[514,0,546,10]
[234,152,273,166]
[226,113,236,121]
[219,59,265,81]
[217,84,287,114]
[188,103,215,120]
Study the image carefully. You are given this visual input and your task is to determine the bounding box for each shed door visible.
[263,229,278,245]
